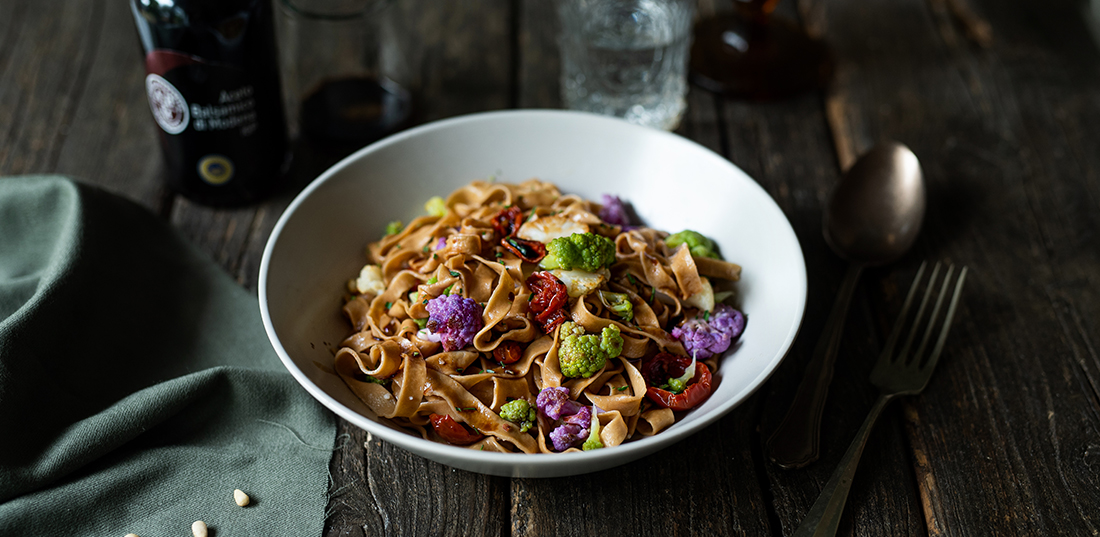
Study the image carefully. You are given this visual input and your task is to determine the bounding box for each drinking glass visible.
[558,0,696,131]
[276,0,412,144]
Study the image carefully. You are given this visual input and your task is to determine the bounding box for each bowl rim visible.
[258,109,807,472]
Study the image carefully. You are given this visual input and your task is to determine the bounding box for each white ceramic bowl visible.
[259,110,806,477]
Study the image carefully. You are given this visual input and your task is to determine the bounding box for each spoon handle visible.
[766,263,863,469]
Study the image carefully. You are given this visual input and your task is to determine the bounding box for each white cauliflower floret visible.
[550,268,610,298]
[353,264,386,297]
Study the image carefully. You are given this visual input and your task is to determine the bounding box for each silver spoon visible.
[765,141,925,469]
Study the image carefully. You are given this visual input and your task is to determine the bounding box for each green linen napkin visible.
[0,176,335,536]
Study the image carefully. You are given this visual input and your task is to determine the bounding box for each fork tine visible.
[912,265,956,364]
[896,262,942,365]
[879,261,927,362]
[920,266,968,375]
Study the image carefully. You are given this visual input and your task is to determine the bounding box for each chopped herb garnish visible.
[496,251,503,258]
[650,286,656,303]
[481,445,486,451]
[449,270,460,277]
[617,386,629,392]
[433,254,439,260]
[627,274,638,285]
[703,310,711,321]
[422,299,429,305]
[422,245,430,253]
[385,301,393,309]
[456,407,476,412]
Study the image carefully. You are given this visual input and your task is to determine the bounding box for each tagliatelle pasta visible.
[334,179,745,453]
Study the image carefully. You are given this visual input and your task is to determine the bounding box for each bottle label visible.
[145,73,189,135]
[190,86,258,136]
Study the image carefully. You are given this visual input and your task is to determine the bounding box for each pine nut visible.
[234,488,250,506]
[191,520,208,537]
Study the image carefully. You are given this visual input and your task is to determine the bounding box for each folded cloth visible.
[0,177,335,536]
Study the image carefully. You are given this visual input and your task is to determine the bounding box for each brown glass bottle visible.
[131,0,290,206]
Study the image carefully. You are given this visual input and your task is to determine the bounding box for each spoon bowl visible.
[825,142,925,265]
[766,141,926,469]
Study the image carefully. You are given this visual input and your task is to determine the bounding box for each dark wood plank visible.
[513,401,771,537]
[323,421,510,537]
[0,0,167,211]
[0,0,170,210]
[516,0,560,109]
[0,0,96,175]
[726,94,927,536]
[817,0,1100,534]
[50,0,169,211]
[719,1,932,534]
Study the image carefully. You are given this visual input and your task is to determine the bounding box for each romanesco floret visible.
[425,196,447,217]
[425,294,484,351]
[597,290,633,322]
[539,232,616,272]
[499,399,536,433]
[661,357,696,394]
[665,229,720,259]
[557,321,623,378]
[671,304,746,359]
[582,413,603,451]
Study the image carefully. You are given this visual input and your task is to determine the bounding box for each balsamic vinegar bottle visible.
[131,0,290,206]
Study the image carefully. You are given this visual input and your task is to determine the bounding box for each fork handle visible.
[792,393,895,537]
[767,263,864,468]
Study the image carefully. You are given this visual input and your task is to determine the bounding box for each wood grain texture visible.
[818,0,1100,535]
[7,0,1100,535]
[0,0,169,211]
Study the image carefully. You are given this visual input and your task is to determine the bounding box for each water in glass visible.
[559,0,694,130]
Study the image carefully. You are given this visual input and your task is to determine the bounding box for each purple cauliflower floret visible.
[549,406,592,451]
[425,294,484,351]
[536,386,583,420]
[536,387,596,451]
[671,304,746,359]
[599,194,632,227]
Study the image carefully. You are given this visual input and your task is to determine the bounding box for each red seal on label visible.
[145,74,189,135]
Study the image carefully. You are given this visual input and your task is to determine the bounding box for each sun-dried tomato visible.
[641,352,692,386]
[493,340,522,365]
[527,271,569,330]
[491,206,524,238]
[642,353,713,411]
[539,308,570,333]
[501,236,546,263]
[429,413,483,445]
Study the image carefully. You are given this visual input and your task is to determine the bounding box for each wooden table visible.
[6,0,1100,534]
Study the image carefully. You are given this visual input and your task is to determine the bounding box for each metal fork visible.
[792,262,968,537]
